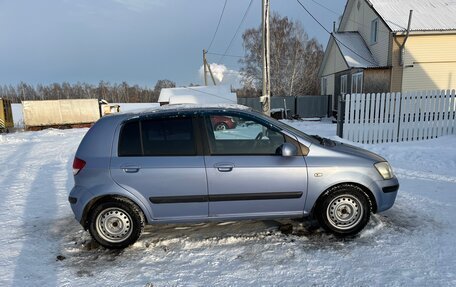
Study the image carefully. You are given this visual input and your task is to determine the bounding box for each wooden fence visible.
[342,90,456,143]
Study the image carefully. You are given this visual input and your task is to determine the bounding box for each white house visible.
[319,0,456,111]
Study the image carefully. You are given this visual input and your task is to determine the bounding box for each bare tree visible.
[153,80,176,94]
[240,13,324,96]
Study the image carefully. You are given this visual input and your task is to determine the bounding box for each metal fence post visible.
[328,94,332,117]
[337,94,346,138]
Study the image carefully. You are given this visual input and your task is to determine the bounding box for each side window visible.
[206,114,286,155]
[371,19,378,44]
[118,121,142,157]
[141,117,196,156]
[340,74,348,95]
[321,77,327,95]
[351,72,363,94]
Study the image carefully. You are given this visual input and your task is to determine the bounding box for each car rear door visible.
[203,111,308,218]
[110,114,208,220]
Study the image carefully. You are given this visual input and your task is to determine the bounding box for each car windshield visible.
[249,110,320,145]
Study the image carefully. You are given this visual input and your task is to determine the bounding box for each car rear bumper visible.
[69,185,94,224]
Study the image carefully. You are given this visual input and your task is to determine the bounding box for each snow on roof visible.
[369,0,456,32]
[119,103,250,116]
[158,85,237,105]
[333,32,379,68]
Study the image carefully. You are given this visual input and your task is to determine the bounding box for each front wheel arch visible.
[312,182,377,218]
[314,183,373,236]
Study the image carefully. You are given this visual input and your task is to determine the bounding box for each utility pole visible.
[260,0,271,116]
[203,49,208,86]
[203,49,217,86]
[400,10,413,66]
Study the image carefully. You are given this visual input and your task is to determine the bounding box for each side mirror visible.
[278,143,298,157]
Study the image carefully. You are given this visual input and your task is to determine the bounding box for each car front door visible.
[110,115,208,220]
[203,112,308,218]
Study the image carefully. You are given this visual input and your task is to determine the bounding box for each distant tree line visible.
[0,80,176,103]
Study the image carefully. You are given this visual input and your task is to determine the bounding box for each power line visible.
[306,0,394,36]
[307,0,340,16]
[207,51,317,62]
[207,0,228,52]
[296,0,378,66]
[207,52,244,58]
[218,0,254,63]
[183,86,237,103]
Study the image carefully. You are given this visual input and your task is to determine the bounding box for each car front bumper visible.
[371,177,399,213]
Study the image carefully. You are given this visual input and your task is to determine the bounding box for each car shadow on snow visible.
[11,154,59,286]
[59,212,419,257]
[57,192,441,277]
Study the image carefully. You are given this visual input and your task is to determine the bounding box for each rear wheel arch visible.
[81,195,148,229]
[86,196,146,248]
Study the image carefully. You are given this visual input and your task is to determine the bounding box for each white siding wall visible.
[322,74,335,96]
[340,0,390,66]
[321,40,349,77]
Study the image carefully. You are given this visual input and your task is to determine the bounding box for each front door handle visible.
[121,165,141,173]
[214,163,234,172]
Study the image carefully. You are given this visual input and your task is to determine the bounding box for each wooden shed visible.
[0,98,14,133]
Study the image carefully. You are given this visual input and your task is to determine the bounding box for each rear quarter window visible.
[118,121,142,157]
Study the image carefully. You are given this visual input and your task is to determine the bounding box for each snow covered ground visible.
[0,118,455,286]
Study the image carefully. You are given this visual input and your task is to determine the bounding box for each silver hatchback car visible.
[69,105,399,249]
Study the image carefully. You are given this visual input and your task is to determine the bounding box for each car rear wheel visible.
[88,197,145,249]
[316,184,370,236]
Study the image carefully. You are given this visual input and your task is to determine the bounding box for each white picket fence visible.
[343,90,456,143]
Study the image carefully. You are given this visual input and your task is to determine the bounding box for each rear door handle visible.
[121,165,141,173]
[214,163,234,172]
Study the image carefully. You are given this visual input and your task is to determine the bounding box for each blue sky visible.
[0,0,346,87]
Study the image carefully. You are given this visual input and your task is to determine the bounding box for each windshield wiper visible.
[311,135,325,144]
[311,135,335,147]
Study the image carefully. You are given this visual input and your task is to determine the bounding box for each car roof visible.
[109,103,253,120]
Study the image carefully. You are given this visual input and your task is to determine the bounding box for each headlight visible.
[374,162,394,180]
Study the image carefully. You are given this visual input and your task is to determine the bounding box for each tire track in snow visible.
[394,168,456,183]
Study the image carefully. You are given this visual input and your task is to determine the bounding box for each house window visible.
[371,19,378,44]
[340,75,348,95]
[351,72,363,94]
[321,77,327,95]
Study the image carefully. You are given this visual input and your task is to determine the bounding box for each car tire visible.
[316,184,370,236]
[214,122,228,131]
[88,197,145,249]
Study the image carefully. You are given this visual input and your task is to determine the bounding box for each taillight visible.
[73,157,86,176]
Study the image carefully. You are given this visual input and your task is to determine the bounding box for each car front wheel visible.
[88,197,145,249]
[316,184,370,236]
